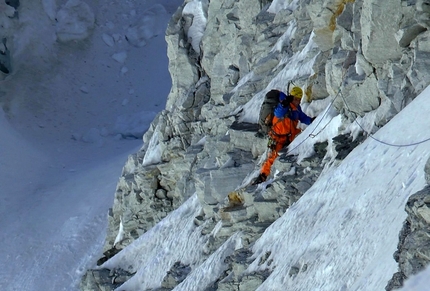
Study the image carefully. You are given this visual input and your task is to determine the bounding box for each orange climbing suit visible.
[260,103,302,177]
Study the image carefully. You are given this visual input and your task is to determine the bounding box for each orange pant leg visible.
[260,139,286,177]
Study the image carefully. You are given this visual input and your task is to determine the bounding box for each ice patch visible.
[112,51,127,64]
[102,33,115,47]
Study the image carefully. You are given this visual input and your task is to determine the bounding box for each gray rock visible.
[425,157,430,184]
[160,262,191,289]
[408,32,430,92]
[361,0,402,64]
[0,39,11,76]
[386,186,430,290]
[80,268,133,291]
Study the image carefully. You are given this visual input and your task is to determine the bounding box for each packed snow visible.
[2,0,430,291]
[0,0,182,290]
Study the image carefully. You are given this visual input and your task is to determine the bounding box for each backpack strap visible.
[269,114,293,138]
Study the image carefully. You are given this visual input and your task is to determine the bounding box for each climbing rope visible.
[339,90,430,147]
[282,83,430,159]
[282,88,341,155]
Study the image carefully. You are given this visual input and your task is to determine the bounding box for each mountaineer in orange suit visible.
[253,86,315,185]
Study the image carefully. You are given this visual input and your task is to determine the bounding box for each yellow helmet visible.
[290,86,303,99]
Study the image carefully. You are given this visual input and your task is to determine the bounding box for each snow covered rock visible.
[113,111,157,139]
[387,186,430,290]
[125,4,167,47]
[55,0,95,43]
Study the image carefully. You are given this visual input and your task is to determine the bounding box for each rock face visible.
[386,161,430,290]
[82,0,430,290]
[0,1,18,77]
[386,186,430,290]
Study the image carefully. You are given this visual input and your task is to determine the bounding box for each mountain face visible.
[81,0,430,290]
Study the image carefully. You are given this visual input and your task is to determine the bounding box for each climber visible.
[252,86,315,185]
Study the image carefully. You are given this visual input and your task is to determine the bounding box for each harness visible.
[269,107,296,138]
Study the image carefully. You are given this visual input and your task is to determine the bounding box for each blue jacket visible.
[273,103,312,125]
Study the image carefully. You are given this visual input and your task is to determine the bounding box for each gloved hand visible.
[280,94,294,107]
